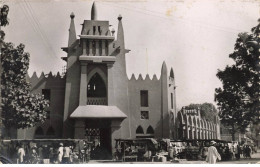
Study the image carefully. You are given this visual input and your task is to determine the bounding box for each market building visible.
[176,107,221,140]
[7,2,222,159]
[15,2,178,157]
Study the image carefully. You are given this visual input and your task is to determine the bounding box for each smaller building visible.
[176,107,220,140]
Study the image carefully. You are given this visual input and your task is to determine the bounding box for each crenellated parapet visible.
[27,71,65,82]
[27,71,66,92]
[128,73,159,82]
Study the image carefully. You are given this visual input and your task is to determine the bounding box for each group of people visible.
[14,140,94,164]
[206,141,257,164]
[231,143,254,160]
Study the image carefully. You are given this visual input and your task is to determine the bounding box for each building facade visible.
[16,2,178,157]
[176,107,221,140]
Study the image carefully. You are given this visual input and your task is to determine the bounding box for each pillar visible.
[74,120,85,139]
[111,119,122,158]
[102,40,106,56]
[95,40,99,56]
[107,63,115,105]
[83,40,87,55]
[79,63,87,105]
[89,40,93,56]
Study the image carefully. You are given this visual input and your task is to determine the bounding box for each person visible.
[17,144,25,164]
[245,145,252,159]
[63,143,71,164]
[206,141,221,164]
[58,143,64,163]
[172,145,178,162]
[30,146,39,164]
[235,144,241,160]
[49,147,55,163]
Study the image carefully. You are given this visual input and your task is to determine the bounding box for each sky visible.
[2,0,260,109]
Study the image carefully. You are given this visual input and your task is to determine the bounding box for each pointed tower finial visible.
[117,14,125,49]
[170,67,174,78]
[68,12,77,47]
[91,2,97,20]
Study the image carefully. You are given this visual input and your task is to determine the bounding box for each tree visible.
[0,4,10,138]
[1,43,49,130]
[185,103,218,122]
[0,5,49,137]
[215,19,260,141]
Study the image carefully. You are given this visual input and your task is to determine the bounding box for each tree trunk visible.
[231,124,235,141]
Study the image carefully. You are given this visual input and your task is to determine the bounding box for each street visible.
[88,150,260,164]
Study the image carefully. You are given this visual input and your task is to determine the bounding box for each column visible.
[74,120,85,139]
[186,125,189,139]
[102,40,106,56]
[107,63,115,105]
[89,40,93,56]
[82,40,87,55]
[194,127,197,139]
[111,119,122,158]
[95,40,99,56]
[79,63,87,105]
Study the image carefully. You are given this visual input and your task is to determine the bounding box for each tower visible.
[62,2,129,158]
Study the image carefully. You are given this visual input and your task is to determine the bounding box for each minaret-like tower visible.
[161,61,170,138]
[68,12,77,47]
[62,3,129,156]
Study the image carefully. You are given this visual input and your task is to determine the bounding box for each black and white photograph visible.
[0,0,259,164]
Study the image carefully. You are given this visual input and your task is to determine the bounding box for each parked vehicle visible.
[114,138,158,162]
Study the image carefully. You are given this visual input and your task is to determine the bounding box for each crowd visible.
[1,139,258,164]
[9,140,96,164]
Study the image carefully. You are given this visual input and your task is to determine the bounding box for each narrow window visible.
[171,93,173,109]
[98,26,101,35]
[140,90,148,107]
[42,89,51,100]
[141,111,149,120]
[93,26,96,35]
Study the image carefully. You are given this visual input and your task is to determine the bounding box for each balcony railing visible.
[87,97,107,105]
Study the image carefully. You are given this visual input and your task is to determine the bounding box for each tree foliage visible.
[1,42,49,129]
[215,19,260,138]
[0,4,9,26]
[185,103,218,122]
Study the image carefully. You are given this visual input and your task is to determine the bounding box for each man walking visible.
[206,141,221,164]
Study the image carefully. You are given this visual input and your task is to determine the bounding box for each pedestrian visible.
[49,147,54,163]
[235,144,240,160]
[172,145,178,161]
[30,146,39,164]
[63,143,71,164]
[245,145,252,159]
[58,143,64,163]
[206,141,221,164]
[17,143,25,164]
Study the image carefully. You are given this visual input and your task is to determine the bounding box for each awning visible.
[70,105,127,119]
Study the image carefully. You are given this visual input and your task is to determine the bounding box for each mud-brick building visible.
[176,107,221,140]
[16,2,178,157]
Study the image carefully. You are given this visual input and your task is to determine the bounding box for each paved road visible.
[89,150,260,164]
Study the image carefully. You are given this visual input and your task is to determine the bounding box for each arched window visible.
[35,127,44,139]
[188,116,192,126]
[146,126,154,134]
[46,126,55,136]
[136,126,144,134]
[87,73,106,97]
